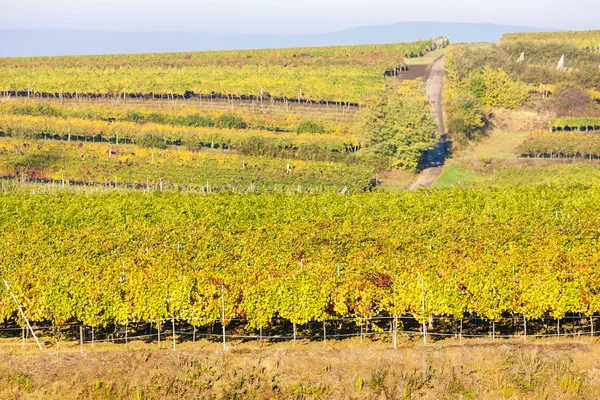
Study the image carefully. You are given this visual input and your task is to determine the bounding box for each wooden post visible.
[80,325,84,353]
[125,323,128,346]
[460,319,463,343]
[323,321,326,345]
[492,321,495,341]
[259,327,263,346]
[92,326,95,347]
[558,319,560,336]
[172,317,176,351]
[591,316,594,337]
[523,316,527,339]
[393,315,398,350]
[421,277,427,345]
[221,284,226,350]
[193,325,196,343]
[293,323,297,344]
[158,321,161,348]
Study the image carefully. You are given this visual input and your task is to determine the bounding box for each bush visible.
[147,112,167,124]
[445,92,487,146]
[126,110,145,123]
[136,132,167,149]
[178,113,214,127]
[215,113,246,129]
[296,119,325,134]
[552,85,590,117]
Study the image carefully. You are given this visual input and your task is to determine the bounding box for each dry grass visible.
[1,337,600,399]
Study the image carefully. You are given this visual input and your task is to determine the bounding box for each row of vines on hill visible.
[2,187,600,328]
[0,99,345,135]
[0,137,374,191]
[517,132,600,158]
[0,114,360,160]
[0,39,448,104]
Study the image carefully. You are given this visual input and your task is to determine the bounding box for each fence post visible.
[393,315,398,350]
[80,325,84,353]
[293,323,297,345]
[523,316,527,340]
[221,284,226,350]
[421,277,427,345]
[591,316,594,337]
[172,317,176,351]
[323,321,326,345]
[158,321,161,349]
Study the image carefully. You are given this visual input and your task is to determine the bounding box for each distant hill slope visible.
[0,22,552,57]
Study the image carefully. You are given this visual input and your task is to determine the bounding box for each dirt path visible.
[407,57,447,190]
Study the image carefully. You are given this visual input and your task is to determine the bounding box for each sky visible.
[2,0,599,34]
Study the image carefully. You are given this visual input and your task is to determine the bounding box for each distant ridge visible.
[0,22,554,57]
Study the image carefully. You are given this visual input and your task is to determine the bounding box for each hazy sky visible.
[3,0,599,34]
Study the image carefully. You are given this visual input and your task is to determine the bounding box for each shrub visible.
[126,110,145,123]
[552,85,590,117]
[296,119,325,134]
[136,132,167,149]
[178,113,214,127]
[215,113,246,129]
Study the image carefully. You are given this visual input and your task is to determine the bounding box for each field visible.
[2,187,600,330]
[1,340,599,399]
[6,26,600,399]
[0,40,447,104]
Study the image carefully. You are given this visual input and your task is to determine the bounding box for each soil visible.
[397,64,428,81]
[408,56,447,190]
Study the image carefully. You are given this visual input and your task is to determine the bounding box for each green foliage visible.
[444,90,486,145]
[136,132,168,149]
[550,117,600,130]
[296,119,325,134]
[2,185,600,326]
[178,113,214,128]
[215,113,247,129]
[360,80,437,170]
[477,66,530,109]
[517,132,600,158]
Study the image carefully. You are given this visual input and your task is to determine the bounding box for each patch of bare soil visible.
[398,64,429,81]
[491,108,550,132]
[1,339,599,399]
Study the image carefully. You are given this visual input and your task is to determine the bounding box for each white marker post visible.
[4,280,43,350]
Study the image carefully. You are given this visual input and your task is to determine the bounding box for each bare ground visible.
[1,338,599,399]
[408,57,447,190]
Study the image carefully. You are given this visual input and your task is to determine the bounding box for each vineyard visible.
[2,187,600,339]
[0,98,355,133]
[0,39,448,104]
[550,117,600,132]
[516,132,600,159]
[0,136,375,192]
[501,30,600,52]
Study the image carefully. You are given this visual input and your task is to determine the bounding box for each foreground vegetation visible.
[0,339,596,399]
[2,186,600,329]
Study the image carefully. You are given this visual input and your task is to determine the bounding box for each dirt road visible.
[407,57,447,190]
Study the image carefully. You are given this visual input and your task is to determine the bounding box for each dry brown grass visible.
[1,337,599,399]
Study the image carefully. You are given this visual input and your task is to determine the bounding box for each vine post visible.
[421,277,427,345]
[221,283,226,350]
[393,315,398,349]
[3,280,43,350]
[172,317,176,350]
